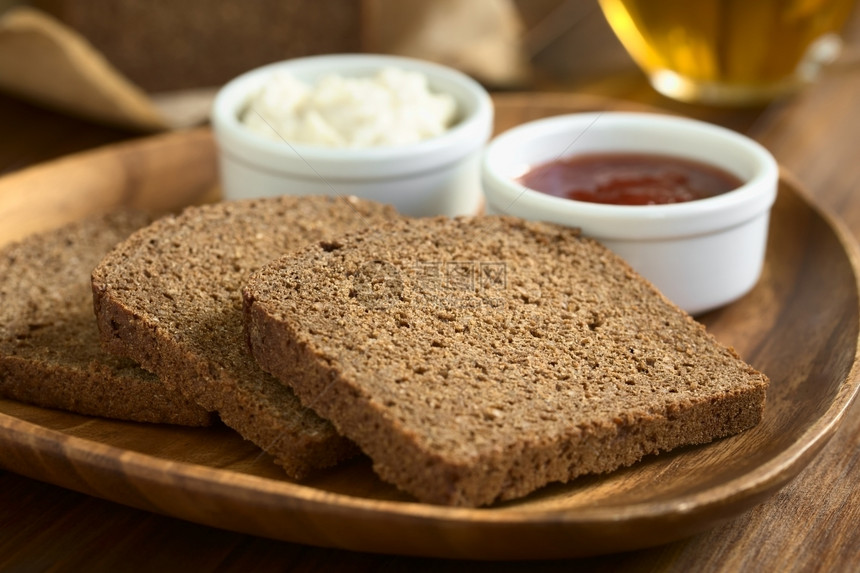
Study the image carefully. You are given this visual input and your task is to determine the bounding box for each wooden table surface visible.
[2,5,860,572]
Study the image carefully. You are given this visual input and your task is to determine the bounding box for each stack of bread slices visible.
[1,195,768,507]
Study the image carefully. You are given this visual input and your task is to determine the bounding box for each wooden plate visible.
[1,95,859,560]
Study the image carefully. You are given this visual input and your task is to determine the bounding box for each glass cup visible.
[598,0,856,106]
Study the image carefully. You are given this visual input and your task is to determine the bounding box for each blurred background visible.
[0,0,637,88]
[0,0,856,131]
[0,0,645,129]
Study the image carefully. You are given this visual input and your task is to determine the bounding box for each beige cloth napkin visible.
[0,7,171,130]
[366,0,531,87]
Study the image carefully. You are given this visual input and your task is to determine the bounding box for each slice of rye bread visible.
[0,211,212,425]
[91,195,400,478]
[243,216,770,507]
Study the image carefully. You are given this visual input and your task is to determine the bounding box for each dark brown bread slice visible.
[243,216,769,507]
[0,211,212,425]
[92,196,399,478]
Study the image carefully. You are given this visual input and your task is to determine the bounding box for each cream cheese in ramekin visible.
[241,68,457,148]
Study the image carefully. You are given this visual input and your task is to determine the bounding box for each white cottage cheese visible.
[240,68,458,148]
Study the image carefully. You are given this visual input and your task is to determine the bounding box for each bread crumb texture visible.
[91,196,398,477]
[0,211,211,425]
[244,216,769,506]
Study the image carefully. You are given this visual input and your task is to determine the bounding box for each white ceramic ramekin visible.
[211,54,493,217]
[481,112,779,315]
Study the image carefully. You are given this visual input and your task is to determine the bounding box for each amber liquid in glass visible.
[599,0,855,104]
